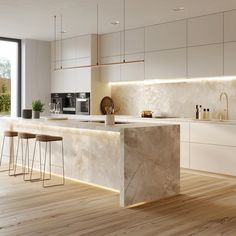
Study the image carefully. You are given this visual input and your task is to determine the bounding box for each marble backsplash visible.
[111,80,236,119]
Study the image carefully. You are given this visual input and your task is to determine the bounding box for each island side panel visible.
[0,120,121,191]
[120,125,180,207]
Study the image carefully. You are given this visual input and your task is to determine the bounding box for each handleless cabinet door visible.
[100,32,121,58]
[121,28,145,55]
[188,44,223,78]
[62,38,76,61]
[100,56,121,82]
[145,20,186,51]
[190,143,236,176]
[121,54,144,81]
[224,10,236,42]
[181,142,190,168]
[145,48,187,79]
[188,13,223,46]
[224,42,236,75]
[190,122,236,146]
[51,70,65,93]
[74,68,91,92]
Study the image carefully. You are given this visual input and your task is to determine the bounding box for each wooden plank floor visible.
[1,170,236,236]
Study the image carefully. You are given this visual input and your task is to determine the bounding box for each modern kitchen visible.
[1,0,236,235]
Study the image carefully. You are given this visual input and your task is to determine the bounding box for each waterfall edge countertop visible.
[0,116,180,207]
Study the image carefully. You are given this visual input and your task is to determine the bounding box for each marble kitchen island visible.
[0,117,180,207]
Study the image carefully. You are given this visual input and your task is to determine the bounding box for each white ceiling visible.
[0,0,236,41]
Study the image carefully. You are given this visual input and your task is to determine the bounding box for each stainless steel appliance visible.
[51,93,63,114]
[76,93,90,115]
[63,93,76,114]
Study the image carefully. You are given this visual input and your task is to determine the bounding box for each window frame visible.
[0,37,22,117]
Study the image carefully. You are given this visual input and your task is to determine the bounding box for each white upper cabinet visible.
[188,13,223,46]
[61,35,91,67]
[224,10,236,42]
[145,20,186,51]
[121,54,144,81]
[100,32,121,58]
[74,68,91,92]
[100,56,121,82]
[145,48,187,80]
[224,42,236,75]
[121,28,145,55]
[188,44,223,78]
[62,37,76,60]
[74,35,91,59]
[51,35,92,93]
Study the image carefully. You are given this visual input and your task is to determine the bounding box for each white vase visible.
[105,114,115,125]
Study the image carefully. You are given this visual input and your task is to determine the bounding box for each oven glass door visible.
[77,99,89,114]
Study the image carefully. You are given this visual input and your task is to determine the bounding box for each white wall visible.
[22,39,51,115]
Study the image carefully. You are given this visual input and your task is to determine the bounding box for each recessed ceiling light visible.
[111,21,120,25]
[173,7,185,11]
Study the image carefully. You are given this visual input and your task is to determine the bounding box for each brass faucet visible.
[220,92,229,120]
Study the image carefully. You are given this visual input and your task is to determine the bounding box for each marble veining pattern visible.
[120,125,180,206]
[0,118,180,207]
[111,80,236,119]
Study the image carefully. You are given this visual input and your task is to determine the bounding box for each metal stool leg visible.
[13,137,21,176]
[43,140,65,188]
[23,139,29,181]
[42,142,48,187]
[0,136,5,166]
[49,142,52,179]
[8,137,15,176]
[62,140,65,185]
[39,141,42,179]
[29,140,40,182]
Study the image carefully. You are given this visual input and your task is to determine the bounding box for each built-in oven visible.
[76,93,90,115]
[63,93,76,114]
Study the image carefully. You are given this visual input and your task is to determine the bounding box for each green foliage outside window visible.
[0,83,10,114]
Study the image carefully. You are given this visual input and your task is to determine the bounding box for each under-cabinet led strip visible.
[109,76,236,85]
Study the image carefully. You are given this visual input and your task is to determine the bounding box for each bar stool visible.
[0,131,18,175]
[14,132,36,180]
[30,134,65,187]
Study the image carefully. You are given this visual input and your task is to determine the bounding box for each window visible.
[0,37,21,117]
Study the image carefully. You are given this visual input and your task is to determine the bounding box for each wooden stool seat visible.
[36,135,63,142]
[4,131,18,137]
[18,132,36,139]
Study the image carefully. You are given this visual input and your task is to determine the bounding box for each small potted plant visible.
[32,100,45,119]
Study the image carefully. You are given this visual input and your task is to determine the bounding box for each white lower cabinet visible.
[190,143,236,176]
[156,121,190,168]
[181,142,190,168]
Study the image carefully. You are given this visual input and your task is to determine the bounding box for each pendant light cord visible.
[123,0,126,63]
[60,14,63,69]
[97,3,99,66]
[54,15,57,70]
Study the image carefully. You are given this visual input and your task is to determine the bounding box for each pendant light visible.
[54,0,144,71]
[99,0,144,66]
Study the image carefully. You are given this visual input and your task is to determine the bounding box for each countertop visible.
[1,115,236,131]
[0,116,175,133]
[47,114,236,125]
